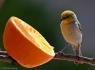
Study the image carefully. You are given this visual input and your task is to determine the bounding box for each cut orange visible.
[3,16,55,68]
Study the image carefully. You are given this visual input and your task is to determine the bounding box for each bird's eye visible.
[60,15,70,21]
[64,15,70,19]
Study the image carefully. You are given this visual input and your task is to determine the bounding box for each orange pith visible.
[3,16,55,68]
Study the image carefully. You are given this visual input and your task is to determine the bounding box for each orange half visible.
[3,16,55,68]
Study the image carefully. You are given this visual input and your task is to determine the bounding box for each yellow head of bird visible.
[61,10,77,24]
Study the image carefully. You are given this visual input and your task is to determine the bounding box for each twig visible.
[0,51,17,64]
[54,52,95,66]
[0,51,8,55]
[0,51,95,66]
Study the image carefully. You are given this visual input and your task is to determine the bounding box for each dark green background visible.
[0,0,95,70]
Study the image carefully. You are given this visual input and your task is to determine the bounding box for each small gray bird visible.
[60,10,82,64]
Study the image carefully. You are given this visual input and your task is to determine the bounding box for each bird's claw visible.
[58,51,64,56]
[76,55,80,60]
[74,55,80,64]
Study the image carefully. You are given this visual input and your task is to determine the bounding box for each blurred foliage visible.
[0,0,94,70]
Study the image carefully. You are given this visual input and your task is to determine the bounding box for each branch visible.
[0,51,95,66]
[0,51,17,64]
[54,52,95,66]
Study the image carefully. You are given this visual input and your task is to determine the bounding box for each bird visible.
[60,10,82,64]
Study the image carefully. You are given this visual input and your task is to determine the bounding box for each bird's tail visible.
[72,44,82,64]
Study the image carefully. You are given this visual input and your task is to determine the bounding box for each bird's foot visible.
[74,55,83,64]
[74,55,80,64]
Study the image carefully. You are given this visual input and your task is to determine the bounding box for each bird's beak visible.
[61,18,64,21]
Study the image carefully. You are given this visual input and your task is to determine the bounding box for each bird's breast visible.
[60,22,82,46]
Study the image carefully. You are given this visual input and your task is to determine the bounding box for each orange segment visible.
[3,16,55,68]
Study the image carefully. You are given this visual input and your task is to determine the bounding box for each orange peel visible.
[3,16,55,68]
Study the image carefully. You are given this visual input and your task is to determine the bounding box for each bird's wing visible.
[76,22,82,33]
